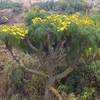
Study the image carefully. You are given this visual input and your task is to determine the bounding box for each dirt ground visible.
[0,8,25,25]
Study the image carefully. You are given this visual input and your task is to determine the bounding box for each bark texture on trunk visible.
[44,67,74,100]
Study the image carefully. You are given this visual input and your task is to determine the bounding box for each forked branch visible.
[55,67,74,81]
[55,51,82,81]
[5,44,49,78]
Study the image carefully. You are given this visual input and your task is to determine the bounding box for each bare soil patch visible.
[0,8,24,25]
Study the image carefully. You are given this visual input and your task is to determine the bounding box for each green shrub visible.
[80,87,96,100]
[89,61,100,81]
[61,65,97,93]
[36,1,55,11]
[0,1,21,9]
[34,0,86,14]
[25,8,50,25]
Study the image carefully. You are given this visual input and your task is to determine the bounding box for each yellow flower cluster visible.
[32,15,71,32]
[0,24,28,39]
[47,15,71,31]
[68,15,95,27]
[32,18,45,24]
[32,15,95,32]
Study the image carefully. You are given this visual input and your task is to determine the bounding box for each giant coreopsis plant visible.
[0,14,100,100]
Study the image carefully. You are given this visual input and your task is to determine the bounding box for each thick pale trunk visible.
[44,77,55,100]
[44,80,63,100]
[44,88,52,100]
[44,67,75,100]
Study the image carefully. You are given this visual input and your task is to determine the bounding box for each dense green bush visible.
[0,1,21,9]
[34,1,56,11]
[89,61,100,81]
[59,65,99,92]
[25,8,50,25]
[34,0,87,14]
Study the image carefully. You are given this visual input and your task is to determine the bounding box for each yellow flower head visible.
[32,14,95,32]
[0,24,28,39]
